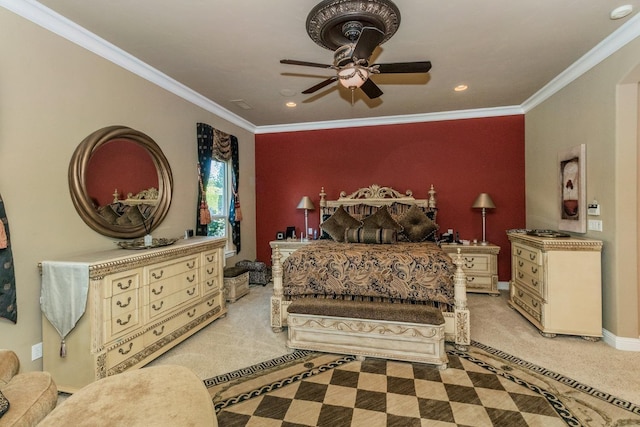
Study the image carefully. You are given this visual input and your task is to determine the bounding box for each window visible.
[205,159,228,238]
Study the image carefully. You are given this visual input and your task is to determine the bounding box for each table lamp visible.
[297,196,315,240]
[472,193,496,245]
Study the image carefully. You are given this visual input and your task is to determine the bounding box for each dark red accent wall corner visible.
[255,115,525,282]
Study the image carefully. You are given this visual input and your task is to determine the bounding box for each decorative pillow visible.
[361,206,403,232]
[398,204,439,242]
[345,228,397,244]
[320,205,362,242]
[0,390,8,418]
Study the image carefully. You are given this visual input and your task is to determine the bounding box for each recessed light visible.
[454,84,468,92]
[610,5,633,20]
[286,101,297,108]
[280,89,296,97]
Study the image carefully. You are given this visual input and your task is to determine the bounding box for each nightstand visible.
[441,243,500,295]
[269,239,313,264]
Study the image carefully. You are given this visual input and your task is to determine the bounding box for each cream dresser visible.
[441,243,500,295]
[507,232,603,340]
[41,237,226,392]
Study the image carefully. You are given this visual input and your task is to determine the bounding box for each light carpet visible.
[206,342,640,426]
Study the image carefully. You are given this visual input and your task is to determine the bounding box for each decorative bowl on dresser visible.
[441,242,500,295]
[40,236,226,393]
[507,232,603,340]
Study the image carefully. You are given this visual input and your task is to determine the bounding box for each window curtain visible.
[0,192,17,323]
[195,123,242,252]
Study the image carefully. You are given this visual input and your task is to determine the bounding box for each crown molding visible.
[0,0,257,133]
[522,12,640,113]
[254,105,523,134]
[4,0,639,134]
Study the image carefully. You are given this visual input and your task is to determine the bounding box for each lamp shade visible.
[297,196,315,210]
[472,193,496,209]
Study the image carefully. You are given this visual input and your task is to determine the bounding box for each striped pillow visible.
[344,228,397,244]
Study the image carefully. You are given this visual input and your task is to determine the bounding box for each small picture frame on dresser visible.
[285,226,296,239]
[276,231,285,240]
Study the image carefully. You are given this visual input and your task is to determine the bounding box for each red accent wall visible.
[255,115,525,281]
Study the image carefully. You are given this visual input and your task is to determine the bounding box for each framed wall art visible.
[558,144,586,233]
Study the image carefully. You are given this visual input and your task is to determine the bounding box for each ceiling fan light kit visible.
[281,0,432,100]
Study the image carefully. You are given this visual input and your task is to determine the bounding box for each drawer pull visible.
[207,299,216,307]
[516,249,522,255]
[187,287,196,296]
[518,290,524,297]
[152,270,164,280]
[153,325,165,336]
[152,301,164,311]
[529,254,536,261]
[116,314,132,326]
[206,255,215,262]
[518,272,524,279]
[465,277,475,282]
[116,297,132,308]
[152,286,164,296]
[531,267,538,274]
[463,257,474,262]
[118,343,133,355]
[186,261,196,269]
[207,267,215,275]
[518,260,524,267]
[464,262,475,269]
[206,279,216,288]
[532,300,539,307]
[187,308,197,318]
[187,274,196,283]
[531,280,539,288]
[117,279,132,291]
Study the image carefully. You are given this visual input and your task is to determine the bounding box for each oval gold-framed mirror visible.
[69,125,173,239]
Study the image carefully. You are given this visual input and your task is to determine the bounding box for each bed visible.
[270,185,470,352]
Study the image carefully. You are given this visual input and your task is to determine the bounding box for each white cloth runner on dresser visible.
[41,261,90,356]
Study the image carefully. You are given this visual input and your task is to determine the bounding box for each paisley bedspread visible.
[282,240,455,306]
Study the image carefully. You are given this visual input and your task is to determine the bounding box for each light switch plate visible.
[588,219,603,232]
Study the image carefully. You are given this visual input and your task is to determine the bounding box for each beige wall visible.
[0,9,256,369]
[525,36,640,339]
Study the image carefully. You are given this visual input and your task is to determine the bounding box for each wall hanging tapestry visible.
[0,192,17,323]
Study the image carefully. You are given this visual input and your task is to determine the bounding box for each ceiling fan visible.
[280,0,432,100]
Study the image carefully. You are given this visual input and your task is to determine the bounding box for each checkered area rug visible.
[205,344,640,426]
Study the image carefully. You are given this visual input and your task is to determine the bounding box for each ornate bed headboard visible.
[319,184,438,225]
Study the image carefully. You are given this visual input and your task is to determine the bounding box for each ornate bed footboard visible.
[270,245,471,351]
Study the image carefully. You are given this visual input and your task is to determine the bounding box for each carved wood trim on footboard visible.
[270,245,470,350]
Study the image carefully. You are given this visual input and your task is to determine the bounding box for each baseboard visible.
[602,329,640,351]
[498,281,509,291]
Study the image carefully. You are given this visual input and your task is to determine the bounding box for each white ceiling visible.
[13,0,640,131]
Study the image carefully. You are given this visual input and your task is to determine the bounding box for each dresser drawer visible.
[202,249,221,279]
[513,243,542,265]
[147,285,200,320]
[458,254,491,273]
[202,276,221,295]
[103,306,141,342]
[146,255,199,284]
[105,337,144,369]
[104,288,139,321]
[511,283,542,324]
[147,270,199,303]
[102,269,141,298]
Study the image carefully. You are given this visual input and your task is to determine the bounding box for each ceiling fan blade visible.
[352,27,385,62]
[374,61,432,74]
[360,78,383,99]
[280,59,333,69]
[302,76,338,94]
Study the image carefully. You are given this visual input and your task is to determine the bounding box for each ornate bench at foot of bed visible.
[287,298,448,368]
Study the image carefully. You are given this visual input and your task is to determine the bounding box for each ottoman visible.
[39,365,217,426]
[235,260,271,285]
[223,266,250,302]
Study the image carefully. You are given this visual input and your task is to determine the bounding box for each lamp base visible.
[480,240,489,246]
